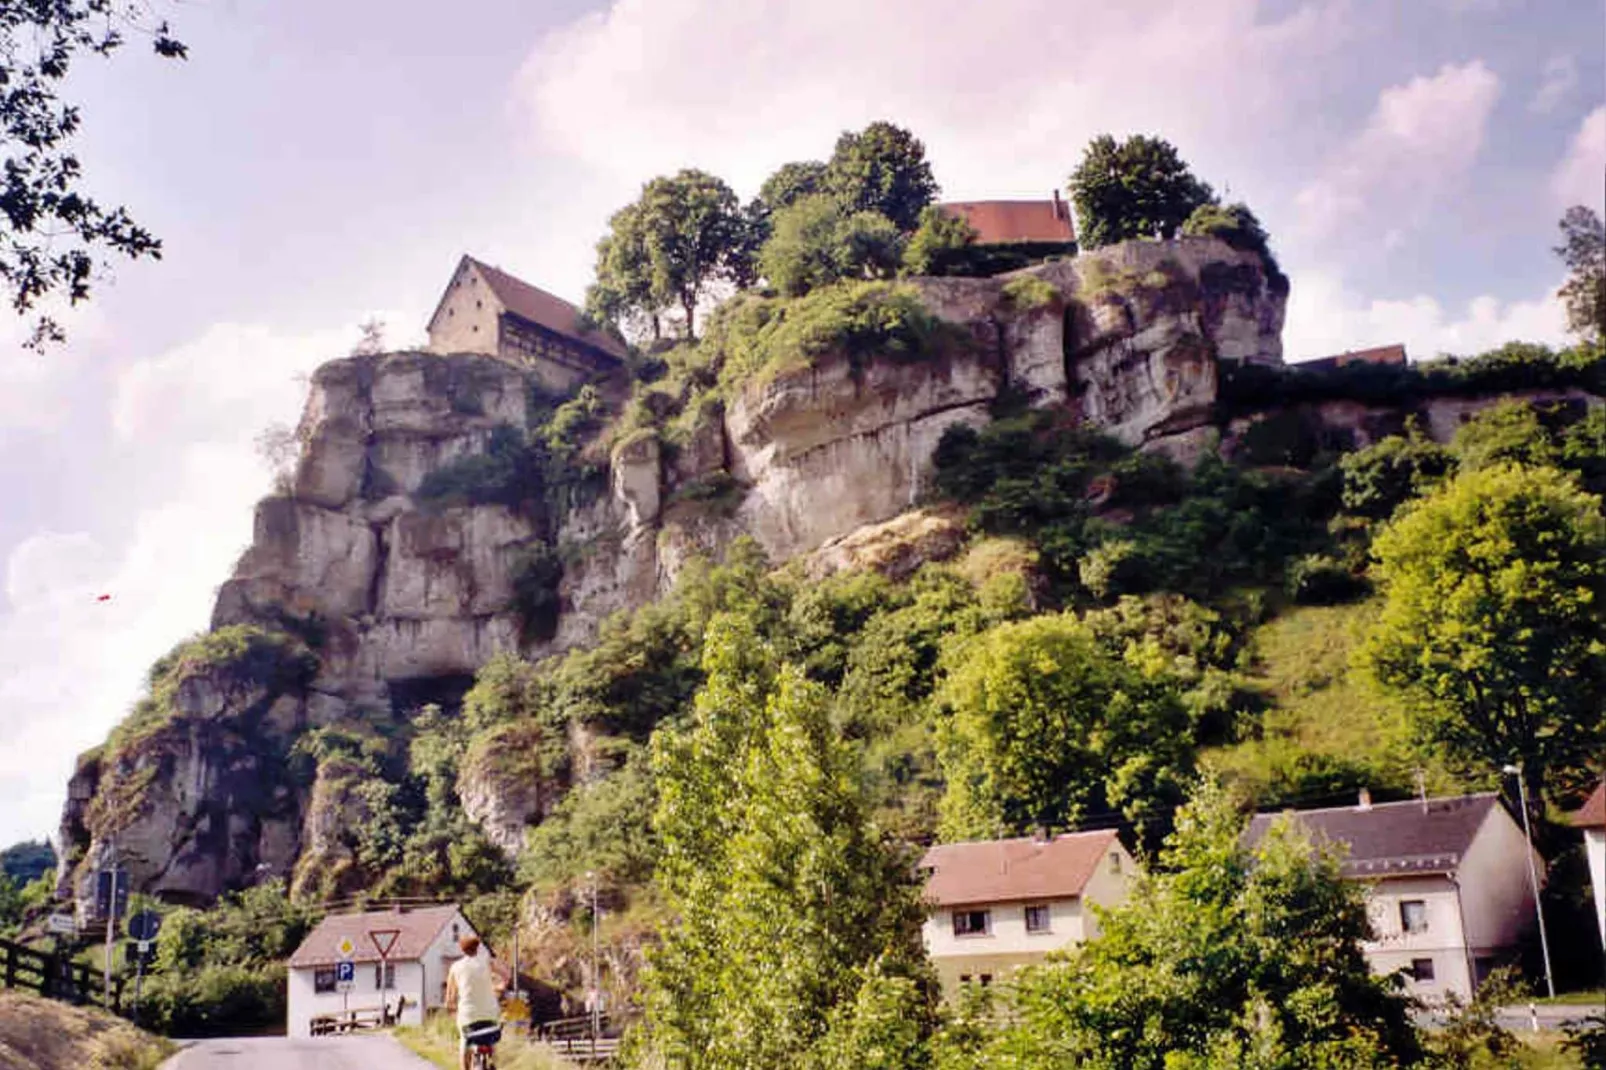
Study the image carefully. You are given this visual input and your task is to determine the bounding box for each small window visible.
[1409,958,1435,982]
[952,909,991,937]
[314,967,337,994]
[978,974,993,987]
[1400,900,1428,934]
[1024,904,1052,933]
[375,963,395,990]
[959,974,971,985]
[1109,851,1122,874]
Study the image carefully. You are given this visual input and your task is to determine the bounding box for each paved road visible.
[162,1035,438,1069]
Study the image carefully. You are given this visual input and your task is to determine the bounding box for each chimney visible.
[1032,824,1051,843]
[1357,788,1372,811]
[1052,189,1065,220]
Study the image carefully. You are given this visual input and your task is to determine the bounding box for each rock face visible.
[59,237,1293,904]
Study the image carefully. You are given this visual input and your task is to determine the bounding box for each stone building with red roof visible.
[426,255,626,395]
[917,829,1136,998]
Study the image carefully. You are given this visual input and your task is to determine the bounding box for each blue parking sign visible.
[336,960,355,984]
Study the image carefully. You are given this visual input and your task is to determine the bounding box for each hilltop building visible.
[426,255,626,394]
[935,192,1078,273]
[917,829,1136,999]
[286,904,478,1038]
[1297,343,1408,371]
[1246,792,1542,1002]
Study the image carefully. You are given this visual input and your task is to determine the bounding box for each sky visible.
[0,0,1601,849]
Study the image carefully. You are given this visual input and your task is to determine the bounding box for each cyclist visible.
[444,934,502,1070]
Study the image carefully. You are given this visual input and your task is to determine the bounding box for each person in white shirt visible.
[444,935,502,1070]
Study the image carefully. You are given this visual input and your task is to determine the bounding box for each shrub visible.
[1285,553,1367,605]
[1339,428,1455,519]
[1181,201,1287,292]
[900,204,976,276]
[510,542,564,643]
[139,963,285,1037]
[1000,274,1060,313]
[758,194,903,297]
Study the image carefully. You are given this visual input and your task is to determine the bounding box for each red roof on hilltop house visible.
[938,193,1077,246]
[1298,343,1408,370]
[918,829,1118,907]
[1573,781,1606,829]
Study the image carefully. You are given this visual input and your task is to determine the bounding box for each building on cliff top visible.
[1297,343,1408,371]
[938,191,1077,246]
[426,254,626,394]
[917,829,1136,1000]
[1245,791,1542,1003]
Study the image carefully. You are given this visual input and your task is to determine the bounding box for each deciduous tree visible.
[1555,205,1605,342]
[823,121,940,232]
[1,0,186,347]
[1364,463,1606,806]
[758,193,904,297]
[1069,135,1215,249]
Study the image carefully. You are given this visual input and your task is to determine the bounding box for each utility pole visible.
[587,871,601,1042]
[1502,762,1556,999]
[101,835,117,1010]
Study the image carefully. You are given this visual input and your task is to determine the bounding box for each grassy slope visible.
[0,990,174,1070]
[394,1013,573,1070]
[1205,598,1465,807]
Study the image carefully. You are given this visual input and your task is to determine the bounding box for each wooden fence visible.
[0,937,125,1012]
[535,1012,622,1063]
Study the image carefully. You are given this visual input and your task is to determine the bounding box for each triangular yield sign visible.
[369,928,401,959]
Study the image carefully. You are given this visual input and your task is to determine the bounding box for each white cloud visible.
[1530,54,1577,114]
[1283,268,1570,362]
[1295,61,1501,242]
[0,304,107,434]
[1551,105,1606,210]
[0,316,407,845]
[517,0,1350,201]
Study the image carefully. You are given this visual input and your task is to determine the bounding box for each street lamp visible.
[1502,763,1556,999]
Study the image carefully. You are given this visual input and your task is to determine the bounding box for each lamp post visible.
[1502,763,1555,999]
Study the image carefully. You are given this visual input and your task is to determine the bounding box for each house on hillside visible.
[426,255,627,394]
[1245,791,1542,1002]
[1296,343,1408,371]
[935,192,1078,273]
[917,829,1136,999]
[286,904,478,1038]
[1572,780,1606,945]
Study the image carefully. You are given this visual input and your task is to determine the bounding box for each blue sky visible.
[0,0,1601,847]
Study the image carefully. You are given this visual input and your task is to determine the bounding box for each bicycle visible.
[463,1021,502,1070]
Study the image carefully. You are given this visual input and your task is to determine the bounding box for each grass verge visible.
[394,1012,573,1070]
[0,990,174,1070]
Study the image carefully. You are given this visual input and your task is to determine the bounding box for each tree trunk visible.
[682,294,697,341]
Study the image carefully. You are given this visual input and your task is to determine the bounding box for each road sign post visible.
[126,911,160,1024]
[336,938,356,1014]
[369,928,400,1019]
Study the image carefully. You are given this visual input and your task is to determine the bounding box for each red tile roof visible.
[938,197,1076,246]
[289,905,468,968]
[1245,793,1501,878]
[1573,781,1606,829]
[464,256,628,362]
[919,830,1118,907]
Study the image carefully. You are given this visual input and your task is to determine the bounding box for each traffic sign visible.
[94,869,129,920]
[336,936,356,960]
[336,960,356,984]
[369,928,400,960]
[47,913,76,935]
[128,910,161,942]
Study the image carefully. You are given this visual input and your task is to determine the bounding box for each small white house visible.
[1572,781,1605,946]
[917,829,1136,1000]
[286,904,475,1038]
[1247,792,1543,1003]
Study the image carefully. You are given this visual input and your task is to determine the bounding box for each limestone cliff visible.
[59,236,1290,904]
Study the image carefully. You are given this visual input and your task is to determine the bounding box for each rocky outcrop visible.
[59,236,1294,903]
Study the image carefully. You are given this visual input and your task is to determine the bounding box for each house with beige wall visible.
[917,829,1135,999]
[426,255,626,395]
[1572,780,1605,945]
[1247,792,1543,1003]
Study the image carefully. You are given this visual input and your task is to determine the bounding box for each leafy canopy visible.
[1069,134,1215,249]
[1555,205,1604,342]
[822,121,941,232]
[1364,463,1606,802]
[0,0,185,347]
[758,193,904,297]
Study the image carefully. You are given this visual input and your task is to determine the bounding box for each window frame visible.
[1024,903,1052,934]
[313,967,338,994]
[1409,957,1436,982]
[951,908,992,937]
[374,962,396,991]
[1399,899,1428,934]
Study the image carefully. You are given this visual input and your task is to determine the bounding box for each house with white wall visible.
[1246,792,1542,1003]
[1572,780,1605,946]
[286,904,476,1038]
[917,829,1136,1000]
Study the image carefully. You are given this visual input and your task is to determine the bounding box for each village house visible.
[1246,791,1542,1002]
[917,829,1136,999]
[426,255,626,395]
[935,192,1078,273]
[1572,780,1606,945]
[1297,342,1409,371]
[286,904,477,1038]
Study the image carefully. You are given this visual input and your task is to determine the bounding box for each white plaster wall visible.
[923,896,1085,962]
[1586,829,1605,946]
[285,959,426,1038]
[429,266,501,356]
[421,910,476,1012]
[1077,839,1138,939]
[1362,874,1472,1001]
[1457,807,1542,953]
